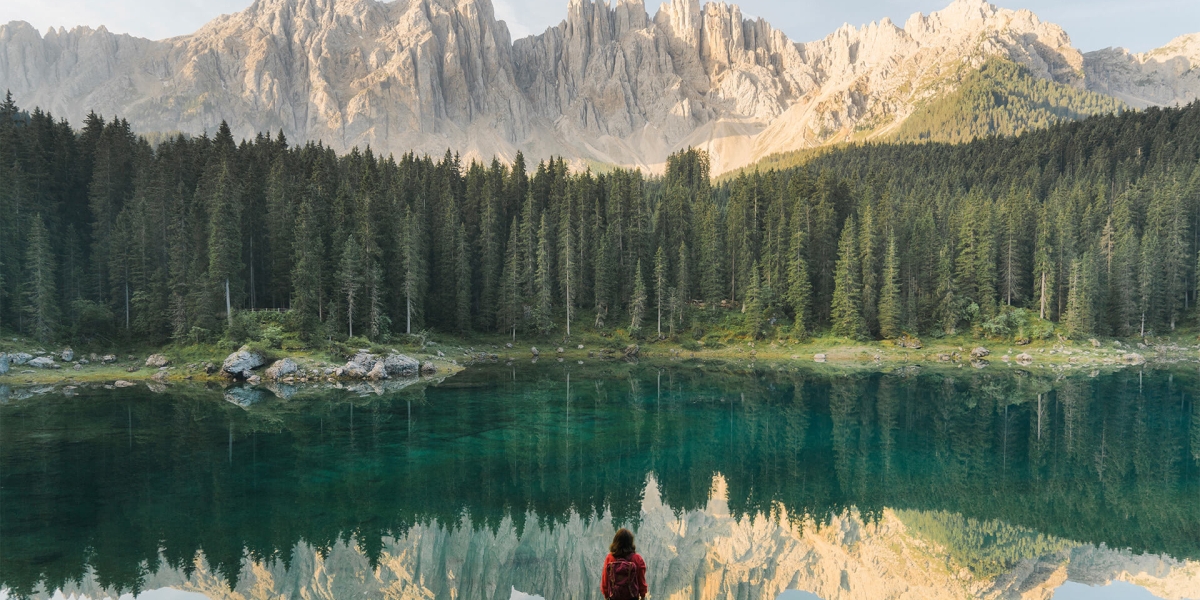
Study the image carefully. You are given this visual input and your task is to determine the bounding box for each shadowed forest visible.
[2,93,1199,347]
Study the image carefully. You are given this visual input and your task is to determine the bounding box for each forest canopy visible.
[1,92,1199,346]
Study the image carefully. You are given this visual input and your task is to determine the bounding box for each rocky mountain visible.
[0,0,1197,175]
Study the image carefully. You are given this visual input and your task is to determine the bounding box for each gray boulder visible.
[101,354,117,364]
[145,354,170,368]
[367,362,388,381]
[421,361,437,375]
[970,347,990,359]
[265,358,299,381]
[0,354,8,375]
[61,348,75,362]
[383,354,419,378]
[9,353,32,365]
[28,356,57,369]
[346,351,379,372]
[222,346,266,378]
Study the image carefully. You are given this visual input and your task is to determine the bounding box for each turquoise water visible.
[1,363,1198,599]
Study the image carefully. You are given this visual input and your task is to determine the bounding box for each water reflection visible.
[2,364,1199,599]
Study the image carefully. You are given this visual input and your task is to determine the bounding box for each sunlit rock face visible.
[1,0,1196,175]
[36,476,1200,600]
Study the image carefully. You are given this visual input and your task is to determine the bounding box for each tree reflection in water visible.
[1,363,1197,598]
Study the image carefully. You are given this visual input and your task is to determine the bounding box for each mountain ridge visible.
[1,0,1197,174]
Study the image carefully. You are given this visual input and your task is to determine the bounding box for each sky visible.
[1,0,1196,53]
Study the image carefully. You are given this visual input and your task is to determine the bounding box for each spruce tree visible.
[745,262,764,339]
[654,246,667,338]
[207,160,243,331]
[830,217,867,339]
[500,218,523,339]
[23,214,58,342]
[785,229,813,339]
[338,234,364,338]
[676,242,690,330]
[630,259,647,332]
[534,215,554,335]
[400,203,427,335]
[878,234,902,340]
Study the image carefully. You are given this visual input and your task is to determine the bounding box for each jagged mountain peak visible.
[0,0,1196,174]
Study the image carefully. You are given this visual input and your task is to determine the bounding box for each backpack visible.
[605,555,640,600]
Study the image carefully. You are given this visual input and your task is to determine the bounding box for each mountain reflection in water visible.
[1,363,1198,599]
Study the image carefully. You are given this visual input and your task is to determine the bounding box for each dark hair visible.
[610,528,636,557]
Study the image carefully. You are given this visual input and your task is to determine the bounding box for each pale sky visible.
[2,0,1196,53]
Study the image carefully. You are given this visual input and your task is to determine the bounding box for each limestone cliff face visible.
[1,0,1196,174]
[36,477,1200,600]
[1083,33,1200,108]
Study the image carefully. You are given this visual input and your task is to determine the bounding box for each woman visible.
[601,528,648,600]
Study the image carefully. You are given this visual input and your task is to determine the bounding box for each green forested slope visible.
[739,59,1125,176]
[892,59,1125,144]
[1,91,1198,348]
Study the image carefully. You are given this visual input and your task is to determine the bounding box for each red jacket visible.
[600,552,648,599]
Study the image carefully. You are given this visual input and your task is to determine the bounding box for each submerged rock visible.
[114,380,136,388]
[814,354,827,363]
[624,344,640,358]
[0,354,8,375]
[222,346,266,378]
[1016,353,1034,365]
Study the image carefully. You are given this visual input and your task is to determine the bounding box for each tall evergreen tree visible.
[23,214,57,342]
[878,234,902,340]
[338,234,364,338]
[785,229,813,339]
[630,259,647,332]
[207,160,242,330]
[831,217,867,339]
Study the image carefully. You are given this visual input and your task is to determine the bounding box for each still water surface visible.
[2,362,1198,599]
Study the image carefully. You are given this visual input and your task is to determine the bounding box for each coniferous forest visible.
[1,90,1199,346]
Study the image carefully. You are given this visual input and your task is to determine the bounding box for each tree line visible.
[2,91,1199,345]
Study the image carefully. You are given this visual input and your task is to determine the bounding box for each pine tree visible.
[338,234,364,338]
[500,218,523,339]
[745,262,764,339]
[878,234,902,340]
[654,246,667,338]
[292,193,324,329]
[936,244,960,336]
[676,242,690,330]
[534,215,554,335]
[785,229,813,339]
[23,214,57,342]
[1064,254,1096,338]
[630,259,647,332]
[207,160,242,330]
[830,217,867,339]
[455,221,472,333]
[400,203,427,335]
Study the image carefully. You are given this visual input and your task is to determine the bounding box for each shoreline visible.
[3,333,1192,397]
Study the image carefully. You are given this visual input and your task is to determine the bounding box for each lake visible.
[2,362,1198,599]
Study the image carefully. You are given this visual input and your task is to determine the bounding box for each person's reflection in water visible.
[601,528,648,600]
